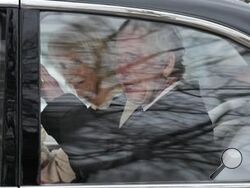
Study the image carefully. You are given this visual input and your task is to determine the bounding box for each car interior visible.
[39,13,250,183]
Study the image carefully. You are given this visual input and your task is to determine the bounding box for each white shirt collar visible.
[119,81,180,128]
[119,101,139,128]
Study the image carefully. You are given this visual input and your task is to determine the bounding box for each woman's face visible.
[63,63,98,100]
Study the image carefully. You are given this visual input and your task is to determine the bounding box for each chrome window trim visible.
[0,0,19,7]
[21,183,250,188]
[21,0,250,48]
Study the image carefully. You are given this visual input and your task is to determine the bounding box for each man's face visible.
[116,26,167,104]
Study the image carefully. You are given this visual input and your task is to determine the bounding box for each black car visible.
[0,0,250,187]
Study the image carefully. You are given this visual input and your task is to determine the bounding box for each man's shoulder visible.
[154,80,205,109]
[176,79,200,91]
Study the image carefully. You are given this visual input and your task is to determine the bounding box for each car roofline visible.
[22,0,250,48]
[21,0,250,37]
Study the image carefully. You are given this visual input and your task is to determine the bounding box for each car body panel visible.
[25,0,250,36]
[0,1,18,8]
[1,8,19,186]
[21,0,250,48]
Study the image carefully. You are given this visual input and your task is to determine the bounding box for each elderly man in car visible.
[41,19,219,183]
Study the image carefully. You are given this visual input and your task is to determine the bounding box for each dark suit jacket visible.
[42,82,220,183]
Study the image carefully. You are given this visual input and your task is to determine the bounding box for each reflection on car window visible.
[39,12,250,184]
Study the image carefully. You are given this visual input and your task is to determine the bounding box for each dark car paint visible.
[20,9,40,185]
[0,0,249,186]
[50,0,250,35]
[2,8,19,186]
[0,7,39,186]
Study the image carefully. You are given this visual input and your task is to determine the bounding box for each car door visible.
[0,0,19,187]
[20,0,250,187]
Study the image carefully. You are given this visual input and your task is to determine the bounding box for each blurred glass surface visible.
[39,12,250,184]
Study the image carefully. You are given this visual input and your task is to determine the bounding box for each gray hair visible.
[46,17,185,80]
[115,20,185,78]
[46,14,123,72]
[48,31,105,71]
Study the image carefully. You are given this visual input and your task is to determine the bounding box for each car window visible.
[39,12,250,184]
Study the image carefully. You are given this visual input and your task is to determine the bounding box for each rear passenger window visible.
[39,12,250,184]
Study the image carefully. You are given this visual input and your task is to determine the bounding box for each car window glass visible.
[39,12,250,184]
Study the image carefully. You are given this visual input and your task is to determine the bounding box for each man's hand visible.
[41,65,64,102]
